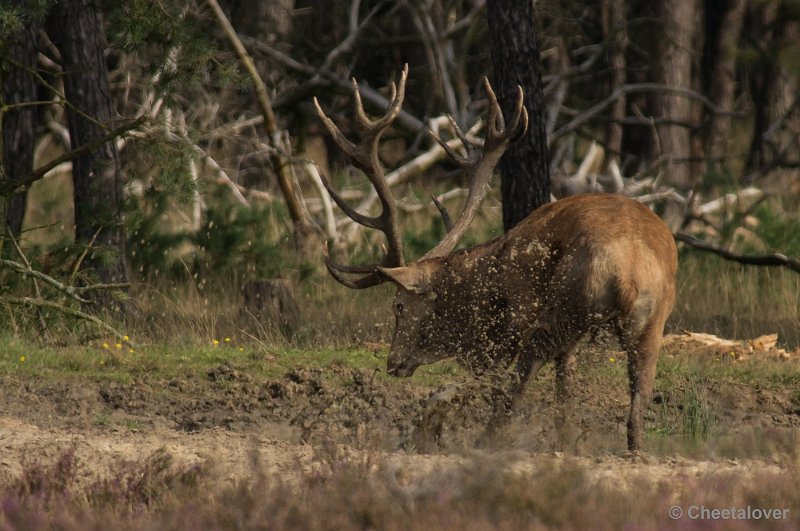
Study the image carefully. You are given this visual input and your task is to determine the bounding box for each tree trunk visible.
[486,0,550,231]
[704,0,746,172]
[745,3,799,180]
[47,0,129,310]
[602,0,628,162]
[651,0,701,189]
[1,17,38,237]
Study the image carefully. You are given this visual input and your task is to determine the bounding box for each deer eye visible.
[395,302,404,315]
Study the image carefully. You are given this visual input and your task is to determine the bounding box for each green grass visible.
[673,251,800,346]
[0,333,465,388]
[657,354,800,389]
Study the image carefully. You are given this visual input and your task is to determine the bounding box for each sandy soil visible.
[0,345,797,492]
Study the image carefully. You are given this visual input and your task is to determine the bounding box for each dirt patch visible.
[0,349,798,488]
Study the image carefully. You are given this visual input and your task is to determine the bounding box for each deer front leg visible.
[481,354,546,444]
[483,325,568,441]
[554,343,580,447]
[555,343,579,406]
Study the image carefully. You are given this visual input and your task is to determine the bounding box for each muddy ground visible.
[0,340,798,497]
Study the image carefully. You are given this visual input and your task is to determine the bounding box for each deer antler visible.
[422,78,528,260]
[313,65,409,288]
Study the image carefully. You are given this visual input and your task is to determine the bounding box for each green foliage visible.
[752,202,800,256]
[0,4,23,35]
[403,217,446,261]
[192,193,286,278]
[102,0,229,97]
[0,0,50,35]
[128,186,290,284]
[141,137,198,204]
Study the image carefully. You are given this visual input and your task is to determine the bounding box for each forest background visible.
[1,0,799,347]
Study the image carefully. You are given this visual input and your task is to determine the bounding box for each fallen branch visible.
[0,238,132,341]
[0,258,88,303]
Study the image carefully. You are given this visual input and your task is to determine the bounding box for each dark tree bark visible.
[745,2,799,180]
[47,0,129,309]
[704,0,746,170]
[486,0,550,231]
[1,17,38,237]
[651,0,701,189]
[602,0,628,161]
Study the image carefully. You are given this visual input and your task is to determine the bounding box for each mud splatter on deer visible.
[315,66,677,452]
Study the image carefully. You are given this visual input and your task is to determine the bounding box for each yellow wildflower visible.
[19,355,26,363]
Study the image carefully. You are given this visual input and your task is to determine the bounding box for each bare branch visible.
[675,233,800,274]
[551,83,746,144]
[5,116,145,196]
[303,162,339,241]
[206,0,317,246]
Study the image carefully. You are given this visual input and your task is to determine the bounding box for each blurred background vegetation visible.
[1,0,799,347]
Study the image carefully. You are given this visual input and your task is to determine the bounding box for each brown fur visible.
[380,193,678,451]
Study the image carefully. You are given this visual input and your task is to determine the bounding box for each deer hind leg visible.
[620,297,666,452]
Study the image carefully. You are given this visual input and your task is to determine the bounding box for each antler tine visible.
[315,66,410,289]
[323,246,387,289]
[429,114,479,168]
[421,79,528,261]
[352,64,408,135]
[316,169,382,230]
[431,193,454,233]
[485,82,528,146]
[313,97,366,167]
[482,77,505,136]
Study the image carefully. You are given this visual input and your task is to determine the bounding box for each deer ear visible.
[378,263,436,293]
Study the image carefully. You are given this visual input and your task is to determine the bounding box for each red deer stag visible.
[314,66,678,452]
